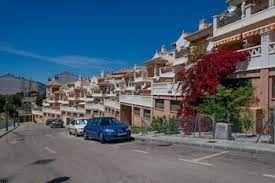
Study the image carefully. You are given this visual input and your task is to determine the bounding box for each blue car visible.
[83,117,131,143]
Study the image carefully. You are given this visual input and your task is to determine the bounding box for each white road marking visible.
[192,151,228,162]
[45,134,55,140]
[44,147,56,154]
[178,158,213,166]
[262,174,275,179]
[132,150,149,154]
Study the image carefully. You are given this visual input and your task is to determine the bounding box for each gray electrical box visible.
[215,123,232,140]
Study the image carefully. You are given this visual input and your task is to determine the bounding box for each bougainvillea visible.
[176,49,249,132]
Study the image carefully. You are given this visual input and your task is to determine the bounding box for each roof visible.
[184,25,213,43]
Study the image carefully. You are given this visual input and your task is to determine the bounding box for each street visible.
[0,123,275,183]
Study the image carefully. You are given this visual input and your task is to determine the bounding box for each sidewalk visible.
[0,125,18,138]
[133,133,275,155]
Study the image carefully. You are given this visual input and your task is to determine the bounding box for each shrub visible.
[150,116,179,134]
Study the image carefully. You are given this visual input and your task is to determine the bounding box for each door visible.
[90,118,100,138]
[69,120,75,133]
[85,119,94,137]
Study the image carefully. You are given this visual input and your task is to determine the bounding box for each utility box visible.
[215,123,232,140]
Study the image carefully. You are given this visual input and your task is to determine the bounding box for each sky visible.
[0,0,226,83]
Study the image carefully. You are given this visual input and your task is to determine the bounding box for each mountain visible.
[0,74,45,95]
[48,72,79,85]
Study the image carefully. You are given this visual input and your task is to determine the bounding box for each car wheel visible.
[99,132,105,144]
[84,132,88,140]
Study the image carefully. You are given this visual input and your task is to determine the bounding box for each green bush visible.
[150,116,179,134]
[197,81,254,132]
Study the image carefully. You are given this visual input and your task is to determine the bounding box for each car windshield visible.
[100,118,122,126]
[77,119,87,125]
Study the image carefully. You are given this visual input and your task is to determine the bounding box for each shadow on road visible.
[46,176,70,183]
[30,158,55,165]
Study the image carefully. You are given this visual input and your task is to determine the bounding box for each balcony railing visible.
[119,95,153,107]
[173,57,188,66]
[251,1,269,14]
[85,103,105,111]
[42,108,61,115]
[58,100,69,104]
[104,100,120,110]
[213,3,275,37]
[239,45,261,57]
[152,82,182,96]
[237,42,275,71]
[60,106,86,114]
[159,67,175,78]
[217,13,242,28]
[42,102,50,107]
[32,109,43,116]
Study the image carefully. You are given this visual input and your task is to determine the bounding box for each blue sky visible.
[0,0,226,83]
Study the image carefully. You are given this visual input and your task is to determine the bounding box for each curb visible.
[134,136,275,155]
[0,126,18,139]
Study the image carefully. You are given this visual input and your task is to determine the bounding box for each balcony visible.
[152,82,182,96]
[214,3,275,37]
[134,76,150,83]
[60,106,86,114]
[85,103,105,111]
[104,100,120,110]
[32,109,43,116]
[46,99,55,103]
[92,92,103,97]
[42,108,61,115]
[159,67,175,78]
[84,97,94,102]
[58,100,69,105]
[104,92,116,97]
[119,95,153,107]
[237,42,275,71]
[173,57,188,66]
[42,102,50,107]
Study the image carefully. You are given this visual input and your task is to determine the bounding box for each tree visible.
[197,82,253,132]
[0,94,5,112]
[36,92,46,107]
[177,49,249,132]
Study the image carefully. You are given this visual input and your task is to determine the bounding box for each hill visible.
[0,74,45,95]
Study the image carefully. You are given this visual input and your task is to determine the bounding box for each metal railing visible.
[251,1,269,15]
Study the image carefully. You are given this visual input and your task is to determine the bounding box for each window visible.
[155,99,164,109]
[170,100,181,111]
[134,107,140,116]
[143,109,151,119]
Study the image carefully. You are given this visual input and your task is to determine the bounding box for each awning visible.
[242,23,275,39]
[214,34,241,47]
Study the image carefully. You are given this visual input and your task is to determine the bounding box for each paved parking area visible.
[0,123,275,183]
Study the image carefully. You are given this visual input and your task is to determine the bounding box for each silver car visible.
[67,118,89,136]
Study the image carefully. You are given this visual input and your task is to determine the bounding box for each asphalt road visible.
[0,123,275,183]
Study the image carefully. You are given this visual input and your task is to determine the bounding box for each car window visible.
[93,118,100,126]
[100,118,122,126]
[71,120,75,125]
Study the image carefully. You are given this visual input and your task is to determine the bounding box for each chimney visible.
[199,19,209,30]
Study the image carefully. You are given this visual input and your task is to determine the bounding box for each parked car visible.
[83,117,131,143]
[46,119,54,126]
[50,119,64,128]
[68,118,89,136]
